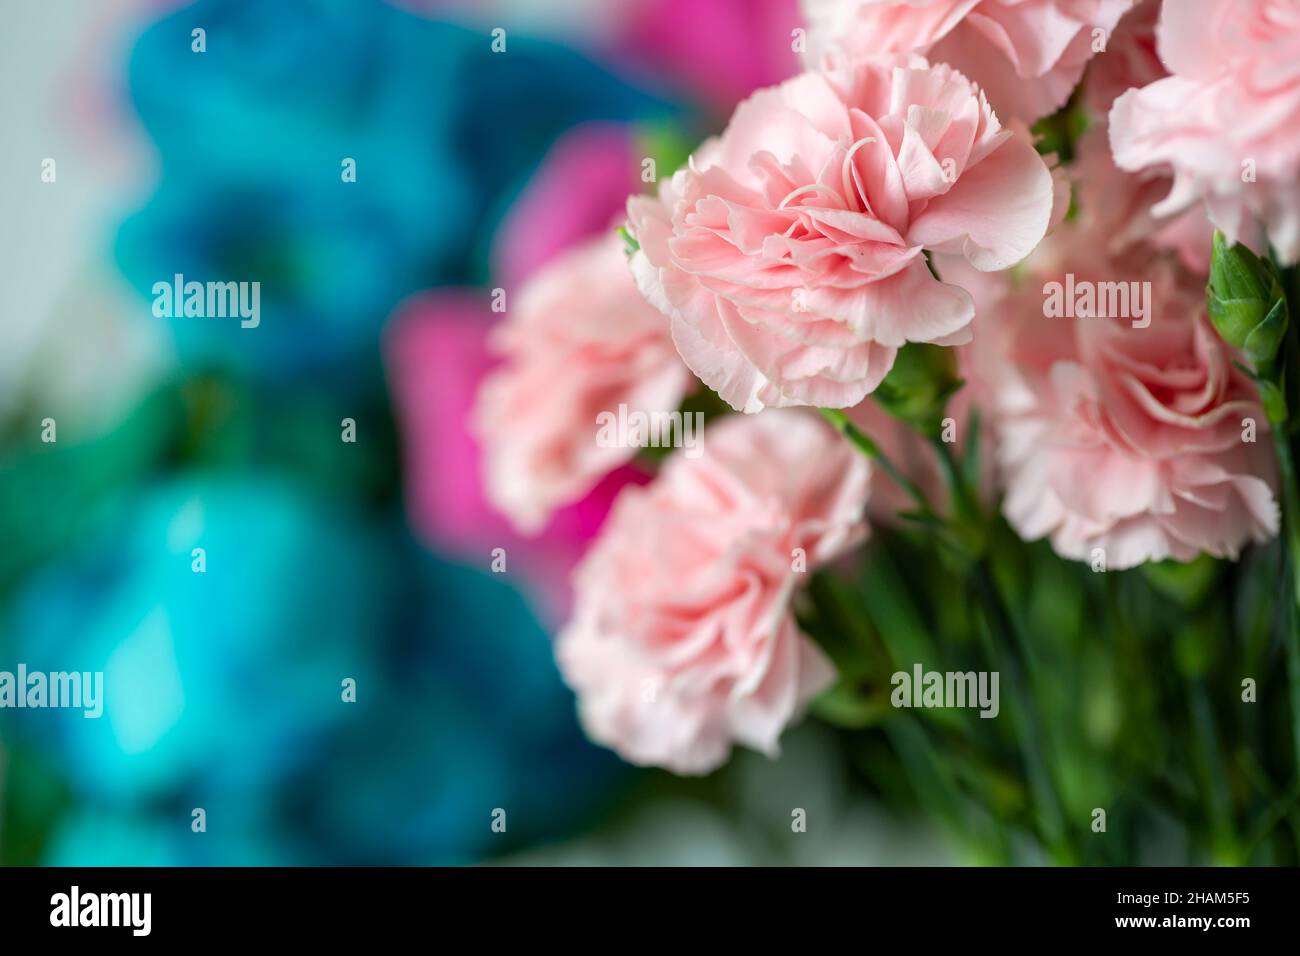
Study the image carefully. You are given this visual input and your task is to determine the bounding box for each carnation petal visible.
[907,134,1052,270]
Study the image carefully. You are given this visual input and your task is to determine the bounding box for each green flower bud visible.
[872,342,963,436]
[1206,230,1288,365]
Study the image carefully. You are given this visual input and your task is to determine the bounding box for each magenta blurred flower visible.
[385,291,649,622]
[383,113,669,619]
[493,122,641,289]
[611,0,803,110]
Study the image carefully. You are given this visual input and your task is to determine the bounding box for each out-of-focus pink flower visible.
[627,56,1055,413]
[1075,125,1213,274]
[493,122,641,289]
[973,232,1279,569]
[803,0,1133,123]
[557,410,868,775]
[385,290,650,622]
[474,233,694,534]
[1109,0,1300,263]
[1070,2,1212,273]
[1082,0,1162,116]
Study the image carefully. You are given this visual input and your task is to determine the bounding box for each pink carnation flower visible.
[473,233,693,534]
[627,56,1055,412]
[557,410,869,774]
[802,0,1134,123]
[1109,0,1300,263]
[975,235,1279,568]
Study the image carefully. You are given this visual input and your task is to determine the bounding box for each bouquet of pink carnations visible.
[472,0,1300,864]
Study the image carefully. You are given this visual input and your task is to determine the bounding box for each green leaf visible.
[811,681,891,729]
[617,225,640,256]
[872,343,963,436]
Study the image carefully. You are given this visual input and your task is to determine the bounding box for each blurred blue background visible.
[0,0,948,866]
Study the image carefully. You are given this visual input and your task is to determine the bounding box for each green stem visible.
[826,400,1080,859]
[1269,405,1300,777]
[820,408,936,517]
[971,560,1076,863]
[1186,677,1241,863]
[884,716,1007,864]
[1243,776,1300,860]
[932,415,1076,858]
[929,434,988,555]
